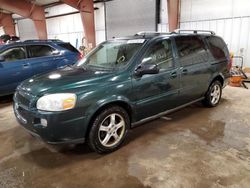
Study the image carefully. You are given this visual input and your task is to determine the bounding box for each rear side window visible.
[206,36,228,60]
[175,36,207,66]
[27,45,55,58]
[175,36,206,57]
[58,43,79,53]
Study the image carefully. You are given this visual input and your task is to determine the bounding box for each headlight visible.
[37,93,77,111]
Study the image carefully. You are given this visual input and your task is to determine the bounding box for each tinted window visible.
[206,36,228,60]
[175,36,206,57]
[142,39,174,70]
[27,45,55,58]
[59,43,79,53]
[0,47,26,62]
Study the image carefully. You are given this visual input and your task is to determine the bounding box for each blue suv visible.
[0,39,81,96]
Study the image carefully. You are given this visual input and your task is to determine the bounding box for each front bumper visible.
[13,98,88,144]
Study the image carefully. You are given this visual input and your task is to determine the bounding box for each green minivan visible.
[14,30,231,153]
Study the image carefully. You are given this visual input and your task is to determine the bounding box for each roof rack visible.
[24,39,63,43]
[135,31,172,36]
[175,29,215,35]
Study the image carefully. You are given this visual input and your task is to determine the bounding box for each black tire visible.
[88,106,130,154]
[203,80,222,107]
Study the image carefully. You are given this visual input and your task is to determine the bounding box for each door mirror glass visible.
[0,55,5,62]
[52,50,60,55]
[141,57,153,64]
[137,39,174,76]
[135,61,159,76]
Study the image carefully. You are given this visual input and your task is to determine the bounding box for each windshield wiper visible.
[79,64,87,70]
[88,65,115,71]
[64,64,74,68]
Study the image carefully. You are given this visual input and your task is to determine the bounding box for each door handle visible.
[22,63,30,68]
[181,69,188,75]
[53,56,63,60]
[53,57,62,60]
[170,71,177,78]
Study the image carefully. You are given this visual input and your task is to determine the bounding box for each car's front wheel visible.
[88,106,130,153]
[203,80,222,107]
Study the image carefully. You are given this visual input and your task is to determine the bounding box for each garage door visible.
[106,0,157,39]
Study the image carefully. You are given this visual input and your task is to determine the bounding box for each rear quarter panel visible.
[203,35,230,87]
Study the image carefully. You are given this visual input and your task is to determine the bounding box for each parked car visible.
[14,30,231,153]
[0,34,11,44]
[6,36,20,44]
[0,39,81,96]
[0,34,20,44]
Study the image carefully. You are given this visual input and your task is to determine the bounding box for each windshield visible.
[76,39,145,70]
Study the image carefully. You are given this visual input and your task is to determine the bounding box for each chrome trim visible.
[175,29,215,35]
[131,97,204,127]
[14,102,27,124]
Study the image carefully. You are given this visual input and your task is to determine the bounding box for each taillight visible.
[228,57,233,70]
[228,52,233,71]
[79,53,83,59]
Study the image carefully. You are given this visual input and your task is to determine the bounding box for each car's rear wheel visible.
[203,80,222,107]
[88,106,130,153]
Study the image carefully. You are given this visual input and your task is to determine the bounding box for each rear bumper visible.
[223,77,230,88]
[13,100,89,144]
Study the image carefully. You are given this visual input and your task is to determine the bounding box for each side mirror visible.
[52,50,60,55]
[135,62,159,77]
[0,56,5,62]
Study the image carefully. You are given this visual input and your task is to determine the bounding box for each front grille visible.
[16,91,30,108]
[16,92,30,107]
[14,102,28,124]
[14,90,36,109]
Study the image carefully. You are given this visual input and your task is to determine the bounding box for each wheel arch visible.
[203,74,225,97]
[210,74,224,87]
[85,99,134,137]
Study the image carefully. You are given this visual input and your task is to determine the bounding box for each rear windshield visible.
[205,36,229,60]
[58,43,79,53]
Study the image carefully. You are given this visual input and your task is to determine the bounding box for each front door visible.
[132,38,180,121]
[0,46,31,95]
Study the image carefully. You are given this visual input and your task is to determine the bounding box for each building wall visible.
[180,0,250,67]
[0,27,4,35]
[45,4,82,48]
[17,19,37,40]
[158,0,169,32]
[0,24,18,36]
[105,0,157,39]
[16,1,165,46]
[16,3,106,48]
[13,0,250,67]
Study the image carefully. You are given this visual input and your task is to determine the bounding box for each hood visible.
[18,66,113,96]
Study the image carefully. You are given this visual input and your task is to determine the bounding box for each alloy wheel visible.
[98,113,126,147]
[210,84,221,105]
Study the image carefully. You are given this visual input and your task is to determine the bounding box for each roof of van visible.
[113,30,217,41]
